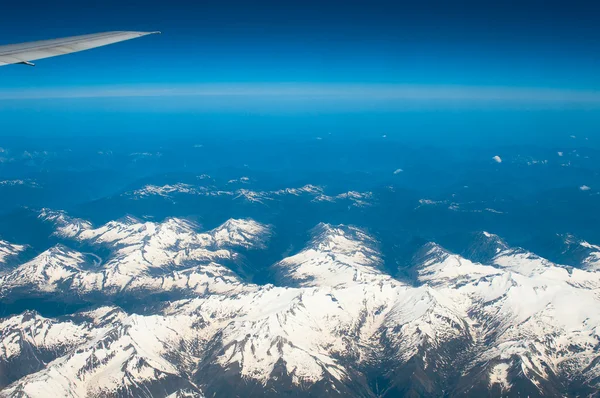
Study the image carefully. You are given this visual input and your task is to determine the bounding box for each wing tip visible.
[121,31,161,37]
[99,30,162,37]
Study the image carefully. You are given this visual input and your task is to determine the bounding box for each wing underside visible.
[0,31,159,66]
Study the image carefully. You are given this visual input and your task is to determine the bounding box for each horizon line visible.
[2,83,600,105]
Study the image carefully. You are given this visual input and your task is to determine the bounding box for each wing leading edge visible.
[0,31,160,66]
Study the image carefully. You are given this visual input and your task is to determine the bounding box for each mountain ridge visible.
[0,210,599,397]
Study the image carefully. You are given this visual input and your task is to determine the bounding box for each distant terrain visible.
[0,129,599,397]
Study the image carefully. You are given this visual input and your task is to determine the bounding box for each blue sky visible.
[2,1,600,87]
[1,0,600,116]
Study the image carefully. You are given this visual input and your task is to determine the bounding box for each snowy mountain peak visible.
[492,248,559,276]
[411,242,500,286]
[3,214,600,396]
[275,224,384,287]
[131,183,200,198]
[161,217,199,231]
[453,231,564,277]
[313,191,373,207]
[0,245,86,293]
[0,239,25,267]
[124,181,374,208]
[38,208,92,238]
[210,219,271,249]
[479,231,509,248]
[117,214,143,225]
[459,231,511,265]
[557,233,600,271]
[409,242,453,268]
[40,209,271,253]
[0,212,273,302]
[22,244,84,270]
[420,241,452,257]
[310,223,379,256]
[273,184,324,196]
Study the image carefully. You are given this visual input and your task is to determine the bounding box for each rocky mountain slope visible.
[0,211,599,397]
[0,240,25,273]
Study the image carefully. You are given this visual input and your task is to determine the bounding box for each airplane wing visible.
[0,31,160,66]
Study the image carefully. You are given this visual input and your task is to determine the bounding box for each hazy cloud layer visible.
[2,84,600,107]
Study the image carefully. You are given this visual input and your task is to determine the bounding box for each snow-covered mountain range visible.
[128,183,374,207]
[1,210,599,397]
[0,210,270,302]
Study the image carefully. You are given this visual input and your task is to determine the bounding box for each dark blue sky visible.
[2,0,600,89]
[0,0,599,147]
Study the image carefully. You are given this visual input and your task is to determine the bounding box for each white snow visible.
[0,239,25,266]
[489,362,511,391]
[228,176,251,184]
[126,183,374,207]
[4,215,600,395]
[414,243,501,286]
[275,224,385,287]
[38,209,92,238]
[1,212,272,298]
[132,183,200,198]
[577,240,600,271]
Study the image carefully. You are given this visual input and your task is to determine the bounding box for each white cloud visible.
[557,151,563,157]
[393,168,403,174]
[492,155,502,163]
[580,185,591,191]
[570,135,577,139]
